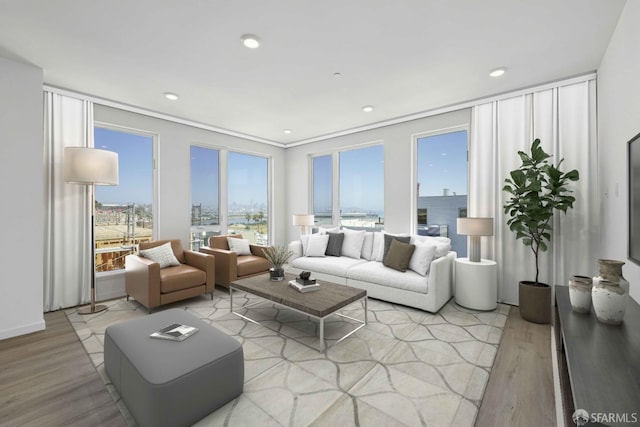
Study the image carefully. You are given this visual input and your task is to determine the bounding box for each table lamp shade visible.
[292,214,315,226]
[457,217,493,236]
[457,217,493,262]
[64,147,119,186]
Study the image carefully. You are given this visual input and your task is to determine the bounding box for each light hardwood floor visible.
[0,305,554,426]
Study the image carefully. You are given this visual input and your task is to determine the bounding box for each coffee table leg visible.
[230,287,233,312]
[319,318,325,350]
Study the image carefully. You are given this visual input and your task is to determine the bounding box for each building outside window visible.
[94,126,154,271]
[416,129,468,256]
[190,146,219,250]
[227,151,269,244]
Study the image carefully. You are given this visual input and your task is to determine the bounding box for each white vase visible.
[591,259,629,325]
[569,275,592,314]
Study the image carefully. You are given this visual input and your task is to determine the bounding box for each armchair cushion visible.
[139,242,180,268]
[209,234,242,250]
[227,237,251,255]
[160,264,207,293]
[237,256,272,277]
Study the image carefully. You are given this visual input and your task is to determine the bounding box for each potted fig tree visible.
[503,139,579,323]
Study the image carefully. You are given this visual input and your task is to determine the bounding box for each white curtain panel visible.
[470,80,598,305]
[43,92,94,311]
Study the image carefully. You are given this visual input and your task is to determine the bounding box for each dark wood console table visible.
[555,286,640,426]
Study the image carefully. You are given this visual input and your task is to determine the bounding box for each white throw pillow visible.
[139,242,180,268]
[408,240,438,276]
[318,226,340,235]
[227,237,252,255]
[412,235,451,258]
[341,228,366,259]
[361,231,375,260]
[305,234,329,257]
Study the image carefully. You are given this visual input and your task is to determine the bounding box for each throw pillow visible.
[318,226,340,235]
[305,234,329,257]
[227,237,252,255]
[361,231,375,260]
[383,239,416,272]
[383,233,411,260]
[325,232,344,256]
[341,228,366,259]
[373,231,385,261]
[139,242,180,268]
[412,235,452,258]
[408,240,438,276]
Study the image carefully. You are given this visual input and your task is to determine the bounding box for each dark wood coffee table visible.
[230,273,367,350]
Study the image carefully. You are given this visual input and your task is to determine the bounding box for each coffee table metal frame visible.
[229,284,367,351]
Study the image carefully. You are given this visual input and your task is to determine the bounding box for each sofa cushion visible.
[411,235,452,258]
[291,255,367,277]
[346,261,429,294]
[139,242,181,269]
[383,234,411,260]
[361,232,375,260]
[325,232,344,257]
[305,234,329,257]
[237,256,271,277]
[383,239,415,272]
[341,228,366,259]
[408,240,438,276]
[160,264,206,293]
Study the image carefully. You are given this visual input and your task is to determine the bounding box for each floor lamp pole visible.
[77,183,107,315]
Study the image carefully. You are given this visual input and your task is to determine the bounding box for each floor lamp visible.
[64,147,119,315]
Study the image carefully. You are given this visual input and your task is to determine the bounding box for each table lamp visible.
[457,217,493,263]
[292,214,315,237]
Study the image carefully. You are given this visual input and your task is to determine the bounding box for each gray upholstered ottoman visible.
[104,308,243,427]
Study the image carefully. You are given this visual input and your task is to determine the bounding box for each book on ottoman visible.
[150,323,199,341]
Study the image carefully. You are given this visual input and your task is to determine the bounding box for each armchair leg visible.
[210,292,214,300]
[126,295,129,301]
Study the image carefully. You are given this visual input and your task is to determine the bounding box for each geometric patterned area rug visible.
[66,288,509,427]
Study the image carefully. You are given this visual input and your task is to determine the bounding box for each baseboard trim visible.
[0,319,46,340]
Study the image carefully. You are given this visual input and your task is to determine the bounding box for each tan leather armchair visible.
[125,239,215,312]
[199,234,271,288]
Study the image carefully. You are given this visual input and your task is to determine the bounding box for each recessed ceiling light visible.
[362,105,374,112]
[241,34,260,49]
[164,92,179,101]
[333,72,342,78]
[283,129,292,134]
[489,67,506,78]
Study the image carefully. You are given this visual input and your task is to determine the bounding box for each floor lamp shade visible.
[457,217,493,262]
[64,147,119,185]
[64,147,119,314]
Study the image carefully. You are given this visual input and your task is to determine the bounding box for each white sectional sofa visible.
[287,229,456,313]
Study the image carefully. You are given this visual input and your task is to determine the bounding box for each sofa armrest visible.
[288,241,303,261]
[428,251,456,311]
[199,246,238,287]
[184,250,216,292]
[125,254,161,309]
[250,244,269,258]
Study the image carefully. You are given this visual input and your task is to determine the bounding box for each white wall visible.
[93,105,287,298]
[284,109,471,243]
[598,1,640,303]
[0,57,45,339]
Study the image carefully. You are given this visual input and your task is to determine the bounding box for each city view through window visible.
[94,127,154,271]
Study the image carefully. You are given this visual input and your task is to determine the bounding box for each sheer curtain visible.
[43,92,94,311]
[469,79,598,305]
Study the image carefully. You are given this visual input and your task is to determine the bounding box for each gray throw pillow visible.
[325,232,344,257]
[383,234,411,260]
[383,239,416,272]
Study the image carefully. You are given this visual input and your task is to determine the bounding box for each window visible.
[416,130,468,255]
[310,145,384,231]
[339,145,384,230]
[227,152,269,244]
[312,155,332,226]
[94,127,154,271]
[190,146,219,250]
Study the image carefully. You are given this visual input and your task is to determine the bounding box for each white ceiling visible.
[0,0,626,145]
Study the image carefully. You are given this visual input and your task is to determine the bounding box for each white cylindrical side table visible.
[454,257,497,311]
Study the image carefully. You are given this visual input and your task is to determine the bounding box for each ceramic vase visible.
[592,259,629,325]
[569,275,592,314]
